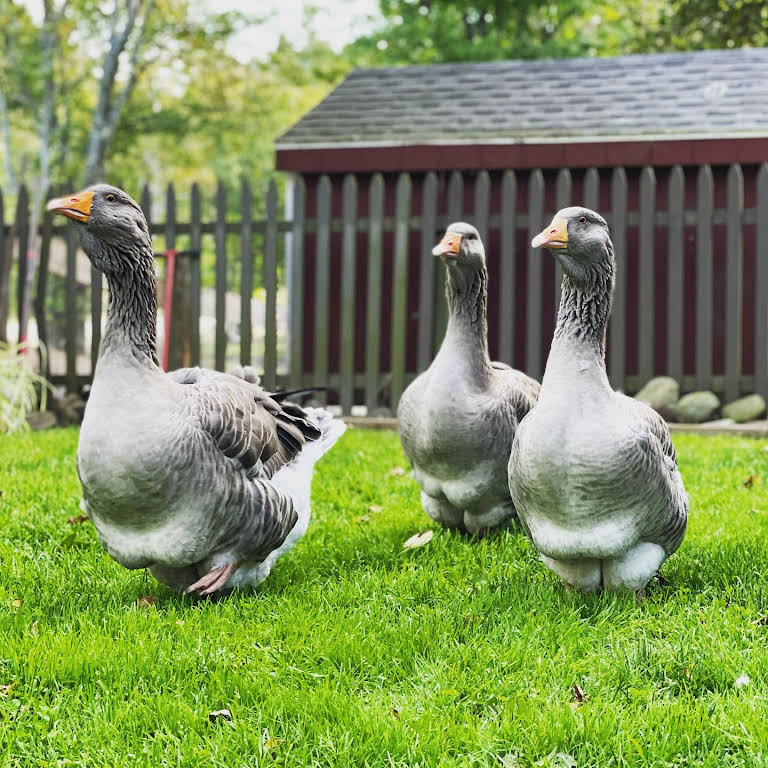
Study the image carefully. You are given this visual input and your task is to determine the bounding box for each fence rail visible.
[1,161,767,415]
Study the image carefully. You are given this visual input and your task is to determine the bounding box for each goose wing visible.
[171,366,321,479]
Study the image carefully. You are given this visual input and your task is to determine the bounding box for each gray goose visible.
[47,185,345,595]
[508,207,688,592]
[397,223,540,534]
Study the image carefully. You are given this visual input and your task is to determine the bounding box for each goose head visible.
[532,206,613,285]
[47,184,152,274]
[432,222,485,271]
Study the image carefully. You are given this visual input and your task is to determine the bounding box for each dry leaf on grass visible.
[403,530,433,549]
[391,708,400,720]
[208,709,233,723]
[30,621,38,637]
[67,514,89,525]
[11,598,22,609]
[388,467,406,477]
[355,515,371,524]
[571,684,587,708]
[368,505,383,513]
[264,737,284,750]
[0,683,16,696]
[743,475,760,488]
[135,596,158,608]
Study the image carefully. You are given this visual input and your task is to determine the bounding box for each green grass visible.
[2,428,768,767]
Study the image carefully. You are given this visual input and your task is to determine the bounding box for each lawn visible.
[2,428,768,767]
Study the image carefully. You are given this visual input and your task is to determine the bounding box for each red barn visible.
[276,48,768,413]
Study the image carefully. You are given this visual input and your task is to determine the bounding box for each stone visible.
[634,376,680,419]
[675,391,720,423]
[722,394,767,424]
[26,410,57,431]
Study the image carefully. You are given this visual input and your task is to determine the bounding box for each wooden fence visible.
[1,162,767,414]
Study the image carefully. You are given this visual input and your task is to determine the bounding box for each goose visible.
[397,223,540,534]
[46,185,345,595]
[508,207,688,592]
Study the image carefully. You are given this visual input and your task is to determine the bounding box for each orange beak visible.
[432,231,462,259]
[46,189,94,222]
[532,218,569,250]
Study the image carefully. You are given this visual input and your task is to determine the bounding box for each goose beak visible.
[433,231,462,259]
[46,189,93,222]
[532,218,568,250]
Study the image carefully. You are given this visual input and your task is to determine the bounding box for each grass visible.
[2,428,768,767]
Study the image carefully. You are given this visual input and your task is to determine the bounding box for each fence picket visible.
[667,166,684,380]
[695,166,714,389]
[289,177,306,388]
[240,178,253,367]
[264,180,279,390]
[339,174,357,413]
[214,181,227,371]
[435,171,463,346]
[725,163,744,402]
[314,175,331,402]
[609,167,628,390]
[638,167,656,386]
[499,170,516,365]
[65,218,78,393]
[390,173,412,410]
[0,189,5,338]
[756,163,768,400]
[418,171,438,371]
[475,170,490,243]
[35,193,53,377]
[554,169,572,313]
[584,168,599,210]
[164,183,180,369]
[365,174,385,413]
[189,183,202,366]
[15,185,29,344]
[526,170,545,380]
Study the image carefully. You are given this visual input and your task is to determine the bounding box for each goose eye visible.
[106,194,115,202]
[578,216,587,224]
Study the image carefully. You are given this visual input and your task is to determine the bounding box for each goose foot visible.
[187,562,236,596]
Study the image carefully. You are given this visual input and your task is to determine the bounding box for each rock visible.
[675,391,720,423]
[26,410,58,431]
[722,394,766,424]
[635,376,680,419]
[51,393,86,426]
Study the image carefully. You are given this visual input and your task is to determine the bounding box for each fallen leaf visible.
[368,505,383,513]
[743,475,760,488]
[572,684,587,703]
[30,621,38,637]
[388,467,406,477]
[751,508,766,515]
[208,709,232,723]
[403,530,433,549]
[391,708,400,719]
[67,514,89,525]
[0,683,16,696]
[11,598,22,609]
[264,737,284,750]
[354,514,371,524]
[135,596,158,608]
[735,674,750,688]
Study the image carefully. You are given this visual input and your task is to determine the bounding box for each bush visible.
[0,342,52,433]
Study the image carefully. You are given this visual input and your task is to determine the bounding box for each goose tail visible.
[302,407,347,461]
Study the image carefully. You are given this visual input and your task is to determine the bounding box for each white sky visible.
[22,0,380,61]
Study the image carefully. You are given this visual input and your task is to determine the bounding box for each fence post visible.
[667,166,684,381]
[390,173,412,411]
[288,177,305,389]
[339,174,357,413]
[65,211,78,393]
[695,166,713,390]
[214,180,227,371]
[499,170,517,366]
[756,163,768,401]
[725,163,743,402]
[35,189,53,378]
[526,170,544,381]
[166,182,191,370]
[263,179,278,390]
[365,174,384,413]
[313,175,331,402]
[609,167,628,391]
[240,178,253,367]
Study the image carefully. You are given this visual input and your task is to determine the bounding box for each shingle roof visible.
[277,48,768,148]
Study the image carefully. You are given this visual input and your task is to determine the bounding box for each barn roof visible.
[277,48,768,150]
